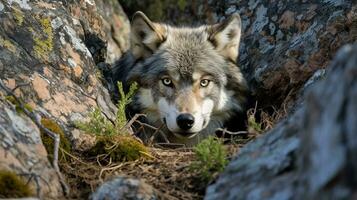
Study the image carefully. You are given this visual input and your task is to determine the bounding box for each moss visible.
[32,16,53,61]
[40,118,71,161]
[0,36,16,53]
[13,8,24,25]
[0,170,34,198]
[190,137,228,182]
[87,135,149,162]
[5,96,33,114]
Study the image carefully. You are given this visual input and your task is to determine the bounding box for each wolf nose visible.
[176,113,195,130]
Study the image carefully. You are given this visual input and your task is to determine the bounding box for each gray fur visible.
[112,12,248,146]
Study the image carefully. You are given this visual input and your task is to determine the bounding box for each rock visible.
[0,0,130,138]
[0,99,62,199]
[205,44,357,200]
[91,177,158,200]
[0,0,130,198]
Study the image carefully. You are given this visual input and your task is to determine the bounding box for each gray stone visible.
[205,44,357,200]
[91,177,158,200]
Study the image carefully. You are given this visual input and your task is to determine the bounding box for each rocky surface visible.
[90,176,158,200]
[205,44,357,200]
[0,99,62,199]
[0,0,129,198]
[123,0,357,109]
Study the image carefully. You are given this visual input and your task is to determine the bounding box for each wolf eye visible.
[200,79,210,87]
[162,78,173,87]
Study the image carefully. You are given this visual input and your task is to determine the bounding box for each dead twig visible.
[0,79,69,196]
[122,113,146,133]
[215,128,249,136]
[133,120,169,143]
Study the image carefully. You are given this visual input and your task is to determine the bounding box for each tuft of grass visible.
[247,102,263,134]
[40,118,71,161]
[247,112,262,134]
[190,137,228,182]
[0,170,34,198]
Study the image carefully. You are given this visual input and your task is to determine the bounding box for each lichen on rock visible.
[32,16,54,61]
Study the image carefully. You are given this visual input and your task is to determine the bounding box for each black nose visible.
[176,113,195,130]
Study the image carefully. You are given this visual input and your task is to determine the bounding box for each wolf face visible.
[114,12,248,145]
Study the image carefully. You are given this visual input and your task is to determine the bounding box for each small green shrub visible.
[77,82,147,161]
[76,81,138,136]
[115,82,138,129]
[0,170,34,198]
[190,137,228,181]
[75,107,116,136]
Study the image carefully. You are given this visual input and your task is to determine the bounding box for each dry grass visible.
[60,141,246,199]
[60,101,286,199]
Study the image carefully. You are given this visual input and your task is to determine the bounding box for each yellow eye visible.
[200,79,210,87]
[162,78,173,87]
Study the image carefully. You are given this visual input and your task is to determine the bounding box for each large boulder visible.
[0,0,130,198]
[205,44,357,200]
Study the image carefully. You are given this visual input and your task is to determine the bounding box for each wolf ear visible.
[209,13,242,62]
[130,11,166,59]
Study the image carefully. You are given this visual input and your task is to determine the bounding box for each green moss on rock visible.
[87,135,149,162]
[0,170,34,198]
[40,118,71,161]
[5,96,33,114]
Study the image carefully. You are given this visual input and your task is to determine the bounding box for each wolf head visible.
[126,12,247,142]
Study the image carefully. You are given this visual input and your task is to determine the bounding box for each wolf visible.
[110,11,248,146]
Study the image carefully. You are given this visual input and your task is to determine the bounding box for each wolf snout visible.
[176,113,195,130]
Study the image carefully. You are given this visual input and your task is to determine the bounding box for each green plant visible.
[76,82,148,161]
[190,137,228,181]
[75,107,116,136]
[76,82,138,136]
[0,170,34,198]
[115,82,138,129]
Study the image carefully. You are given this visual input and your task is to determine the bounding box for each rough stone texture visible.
[90,176,158,200]
[0,0,130,198]
[0,98,62,199]
[124,0,357,108]
[205,44,357,200]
